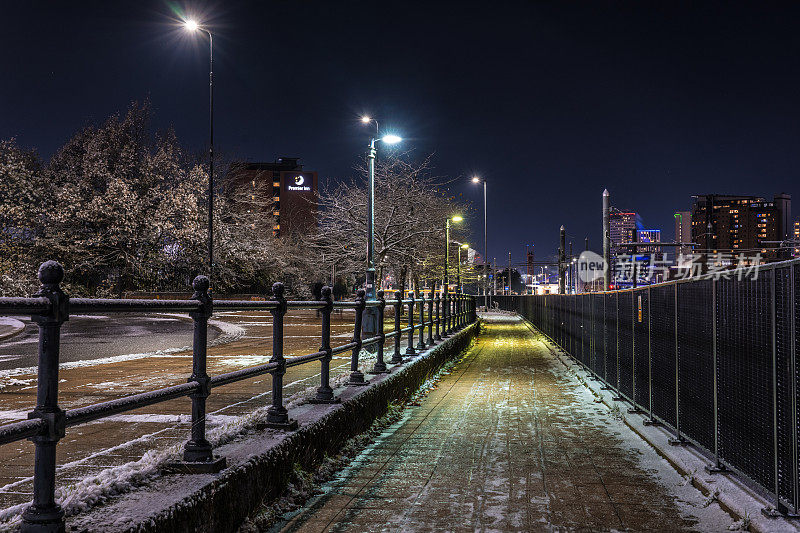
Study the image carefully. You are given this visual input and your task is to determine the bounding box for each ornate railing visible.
[0,261,477,532]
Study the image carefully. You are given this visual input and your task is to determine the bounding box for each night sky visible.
[3,1,800,266]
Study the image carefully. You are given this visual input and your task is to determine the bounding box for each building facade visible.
[691,194,791,262]
[609,209,638,255]
[230,158,318,236]
[674,211,692,257]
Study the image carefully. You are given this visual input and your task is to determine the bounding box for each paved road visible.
[0,314,221,371]
[278,314,735,532]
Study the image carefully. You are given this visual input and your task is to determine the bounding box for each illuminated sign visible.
[287,174,311,192]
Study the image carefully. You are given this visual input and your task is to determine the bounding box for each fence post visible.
[439,290,450,339]
[310,286,339,403]
[427,294,434,345]
[348,289,369,385]
[21,261,68,533]
[265,282,297,429]
[764,271,786,516]
[416,295,426,350]
[181,275,226,471]
[405,293,417,356]
[791,264,799,514]
[669,282,687,446]
[435,293,442,340]
[370,290,389,374]
[391,291,403,364]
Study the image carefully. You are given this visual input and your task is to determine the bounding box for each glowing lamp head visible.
[451,215,463,223]
[472,176,481,183]
[184,19,199,31]
[361,116,371,123]
[461,243,469,249]
[381,134,402,144]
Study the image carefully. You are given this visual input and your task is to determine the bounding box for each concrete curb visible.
[0,318,25,342]
[67,322,480,533]
[517,315,798,533]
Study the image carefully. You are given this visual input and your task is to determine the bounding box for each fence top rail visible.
[71,298,202,314]
[0,296,51,315]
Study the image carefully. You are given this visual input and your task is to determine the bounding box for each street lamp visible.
[361,116,403,302]
[360,116,402,337]
[445,216,463,294]
[457,243,469,293]
[471,176,488,308]
[184,19,215,283]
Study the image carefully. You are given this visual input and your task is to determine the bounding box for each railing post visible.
[441,292,450,338]
[391,291,403,364]
[181,275,226,471]
[706,279,726,471]
[348,289,370,385]
[21,261,68,533]
[427,293,434,345]
[370,290,389,374]
[644,286,657,426]
[310,286,339,403]
[435,293,442,340]
[265,282,297,430]
[405,292,417,356]
[416,295,426,350]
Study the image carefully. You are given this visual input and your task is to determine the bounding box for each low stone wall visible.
[68,322,480,533]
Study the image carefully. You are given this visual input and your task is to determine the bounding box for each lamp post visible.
[445,216,463,293]
[360,116,402,336]
[457,243,469,293]
[184,19,215,283]
[471,177,488,308]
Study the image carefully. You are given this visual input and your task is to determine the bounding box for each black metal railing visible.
[0,261,477,532]
[496,257,800,519]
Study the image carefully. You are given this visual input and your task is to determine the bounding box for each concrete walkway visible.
[277,314,736,532]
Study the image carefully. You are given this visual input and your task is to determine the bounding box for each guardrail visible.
[496,257,800,519]
[0,260,477,532]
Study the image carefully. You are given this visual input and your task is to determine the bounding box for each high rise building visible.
[691,194,792,262]
[229,158,318,236]
[636,229,661,255]
[674,211,692,256]
[609,209,638,255]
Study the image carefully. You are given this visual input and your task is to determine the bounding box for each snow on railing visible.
[0,260,477,532]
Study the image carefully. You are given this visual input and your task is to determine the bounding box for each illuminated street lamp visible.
[361,116,402,335]
[457,243,469,293]
[471,176,488,308]
[184,19,215,283]
[445,216,463,293]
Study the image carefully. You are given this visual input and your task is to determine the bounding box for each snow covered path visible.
[278,314,736,532]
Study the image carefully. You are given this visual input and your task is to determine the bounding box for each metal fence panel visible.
[717,272,775,492]
[605,292,618,389]
[677,278,715,452]
[634,290,650,409]
[775,264,796,506]
[649,284,677,428]
[592,294,604,377]
[618,291,635,401]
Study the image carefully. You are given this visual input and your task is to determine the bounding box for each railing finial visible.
[38,260,64,287]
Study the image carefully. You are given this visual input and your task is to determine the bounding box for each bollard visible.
[416,295,426,350]
[21,261,68,533]
[370,290,389,374]
[434,294,442,341]
[391,291,404,364]
[310,286,339,403]
[348,289,369,385]
[265,282,298,430]
[405,293,417,356]
[180,275,226,471]
[427,294,434,345]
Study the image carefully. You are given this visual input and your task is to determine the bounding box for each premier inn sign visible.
[287,174,311,192]
[578,251,607,283]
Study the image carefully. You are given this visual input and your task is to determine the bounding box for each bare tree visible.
[311,153,470,294]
